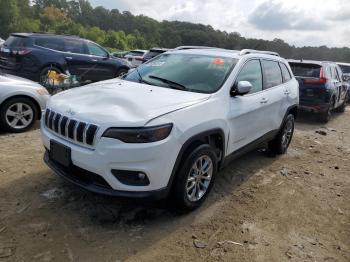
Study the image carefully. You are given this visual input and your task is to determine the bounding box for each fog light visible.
[111,170,150,186]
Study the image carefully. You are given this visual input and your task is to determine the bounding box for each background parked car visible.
[0,38,4,47]
[289,60,348,122]
[0,33,130,84]
[337,62,350,101]
[0,72,49,132]
[142,48,169,63]
[123,49,147,67]
[111,50,129,59]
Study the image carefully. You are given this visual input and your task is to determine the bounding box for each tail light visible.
[303,68,327,84]
[14,49,32,56]
[135,57,144,61]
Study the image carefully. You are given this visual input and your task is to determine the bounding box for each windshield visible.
[124,53,237,93]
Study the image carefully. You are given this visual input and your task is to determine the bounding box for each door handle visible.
[91,59,98,62]
[284,90,290,95]
[260,98,269,104]
[65,57,73,60]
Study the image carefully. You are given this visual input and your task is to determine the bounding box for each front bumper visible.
[41,125,182,198]
[44,151,168,199]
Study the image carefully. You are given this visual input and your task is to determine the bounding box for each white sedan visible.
[0,73,50,132]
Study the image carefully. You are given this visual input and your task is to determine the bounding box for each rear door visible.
[260,59,285,132]
[335,65,348,105]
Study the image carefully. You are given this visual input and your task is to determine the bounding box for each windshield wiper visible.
[148,75,188,91]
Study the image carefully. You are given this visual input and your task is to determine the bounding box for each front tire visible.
[115,68,129,78]
[268,114,295,155]
[0,97,38,133]
[173,144,218,211]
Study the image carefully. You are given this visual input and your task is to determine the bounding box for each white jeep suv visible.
[41,48,299,210]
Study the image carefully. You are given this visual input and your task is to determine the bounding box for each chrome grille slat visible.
[83,124,89,144]
[44,109,99,146]
[73,120,79,142]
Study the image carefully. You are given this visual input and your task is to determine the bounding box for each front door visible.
[85,42,115,81]
[228,59,272,154]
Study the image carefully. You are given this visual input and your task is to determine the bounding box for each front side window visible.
[235,60,263,94]
[262,60,283,89]
[86,42,108,57]
[124,53,237,93]
[63,39,86,54]
[332,66,340,81]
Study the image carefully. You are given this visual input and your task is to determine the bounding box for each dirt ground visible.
[0,110,349,262]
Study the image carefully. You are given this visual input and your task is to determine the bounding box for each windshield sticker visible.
[146,61,166,67]
[212,58,225,65]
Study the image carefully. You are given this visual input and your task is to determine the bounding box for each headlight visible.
[102,123,173,143]
[36,88,49,96]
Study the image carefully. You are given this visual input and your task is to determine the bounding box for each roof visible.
[149,47,170,52]
[337,62,350,66]
[11,32,80,39]
[169,48,285,61]
[287,59,336,66]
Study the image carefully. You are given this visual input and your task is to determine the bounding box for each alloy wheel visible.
[281,119,293,149]
[186,155,213,202]
[5,103,34,130]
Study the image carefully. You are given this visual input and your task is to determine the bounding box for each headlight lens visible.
[36,88,49,96]
[102,123,173,143]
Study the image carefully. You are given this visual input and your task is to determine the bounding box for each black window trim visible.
[278,62,292,83]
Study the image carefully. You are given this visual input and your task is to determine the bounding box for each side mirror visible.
[231,81,252,96]
[343,74,350,82]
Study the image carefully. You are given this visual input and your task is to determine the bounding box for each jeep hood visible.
[48,79,210,126]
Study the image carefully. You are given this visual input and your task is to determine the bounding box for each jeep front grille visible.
[45,109,99,146]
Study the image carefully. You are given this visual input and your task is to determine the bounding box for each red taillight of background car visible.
[303,68,328,85]
[135,57,144,61]
[15,49,32,56]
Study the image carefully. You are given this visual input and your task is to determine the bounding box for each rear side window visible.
[261,60,283,89]
[236,60,263,94]
[63,39,86,54]
[35,37,64,51]
[280,63,292,82]
[289,63,321,78]
[4,36,27,48]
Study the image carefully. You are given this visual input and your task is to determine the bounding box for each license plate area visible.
[50,140,71,167]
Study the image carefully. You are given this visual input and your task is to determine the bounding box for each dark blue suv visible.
[289,60,348,122]
[0,33,130,83]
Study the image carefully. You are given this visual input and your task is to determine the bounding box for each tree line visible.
[1,0,350,62]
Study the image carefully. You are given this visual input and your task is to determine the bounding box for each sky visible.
[89,0,350,48]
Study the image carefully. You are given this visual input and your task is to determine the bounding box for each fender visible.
[165,128,226,192]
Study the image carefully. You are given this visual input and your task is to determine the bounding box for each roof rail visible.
[240,49,280,57]
[174,46,222,50]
